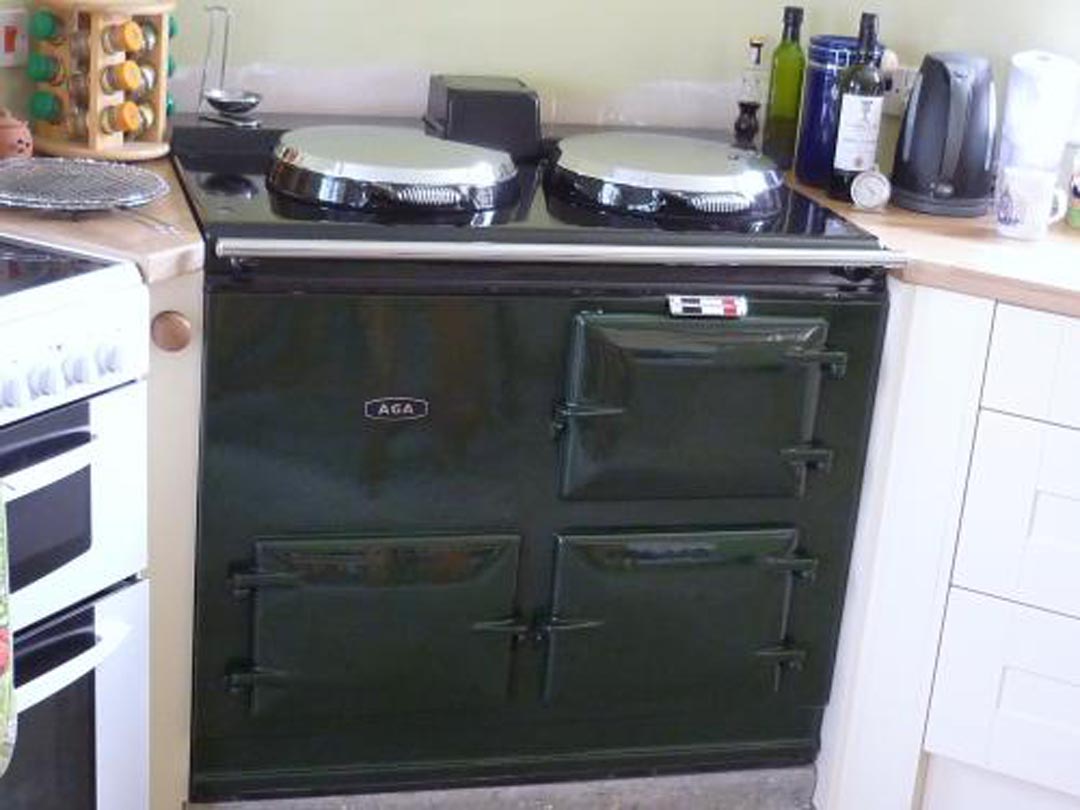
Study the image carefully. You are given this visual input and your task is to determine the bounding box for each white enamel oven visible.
[0,235,149,810]
[2,580,148,810]
[4,383,147,632]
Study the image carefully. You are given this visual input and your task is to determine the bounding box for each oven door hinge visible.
[780,445,834,497]
[551,401,626,437]
[755,644,808,692]
[539,615,605,636]
[229,570,301,598]
[784,347,849,379]
[471,616,531,642]
[760,554,819,582]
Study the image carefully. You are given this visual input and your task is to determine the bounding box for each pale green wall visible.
[3,0,1080,120]
[168,0,1080,113]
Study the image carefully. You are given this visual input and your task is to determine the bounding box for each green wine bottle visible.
[763,6,806,170]
[828,13,886,201]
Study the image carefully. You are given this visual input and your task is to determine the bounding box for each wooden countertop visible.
[0,159,204,284]
[798,182,1080,318]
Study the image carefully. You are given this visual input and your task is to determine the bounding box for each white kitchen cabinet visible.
[147,270,203,810]
[983,304,1080,429]
[954,410,1080,618]
[814,281,995,810]
[926,587,1080,800]
[922,756,1080,810]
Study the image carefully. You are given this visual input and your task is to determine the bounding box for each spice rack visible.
[29,0,177,161]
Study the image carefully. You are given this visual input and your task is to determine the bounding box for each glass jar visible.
[68,73,90,106]
[100,61,143,94]
[795,35,884,188]
[71,20,145,63]
[100,101,141,135]
[29,10,65,44]
[27,53,65,86]
[29,91,63,125]
[132,65,157,101]
[133,103,156,137]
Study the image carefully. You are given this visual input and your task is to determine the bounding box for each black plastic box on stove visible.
[424,74,543,160]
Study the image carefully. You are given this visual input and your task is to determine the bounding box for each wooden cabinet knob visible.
[151,311,192,352]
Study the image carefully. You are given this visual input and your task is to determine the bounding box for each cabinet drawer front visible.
[926,588,1080,799]
[956,410,1080,618]
[984,305,1080,429]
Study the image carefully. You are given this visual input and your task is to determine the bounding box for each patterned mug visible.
[995,166,1068,240]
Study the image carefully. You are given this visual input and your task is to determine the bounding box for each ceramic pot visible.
[0,109,33,159]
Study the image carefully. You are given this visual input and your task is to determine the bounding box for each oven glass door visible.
[0,581,148,810]
[3,384,146,632]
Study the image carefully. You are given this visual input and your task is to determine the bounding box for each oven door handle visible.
[14,617,130,714]
[0,439,96,503]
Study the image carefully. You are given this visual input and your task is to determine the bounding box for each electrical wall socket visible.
[884,66,919,118]
[0,9,28,68]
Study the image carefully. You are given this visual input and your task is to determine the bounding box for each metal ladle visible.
[198,5,262,128]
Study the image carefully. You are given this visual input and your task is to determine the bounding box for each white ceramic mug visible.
[995,166,1069,240]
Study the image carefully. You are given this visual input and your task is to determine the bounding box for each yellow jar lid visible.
[110,101,142,132]
[114,21,145,53]
[112,61,143,92]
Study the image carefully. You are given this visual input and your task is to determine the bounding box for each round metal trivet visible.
[0,158,169,212]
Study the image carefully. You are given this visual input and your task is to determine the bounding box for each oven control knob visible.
[96,344,124,376]
[28,364,60,398]
[63,354,95,386]
[0,375,28,408]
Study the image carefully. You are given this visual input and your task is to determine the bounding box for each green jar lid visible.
[165,93,175,117]
[168,15,178,38]
[167,55,177,77]
[26,52,59,82]
[29,91,62,123]
[29,10,61,41]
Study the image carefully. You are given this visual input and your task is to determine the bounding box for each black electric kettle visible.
[891,53,996,216]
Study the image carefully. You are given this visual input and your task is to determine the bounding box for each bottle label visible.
[833,94,884,172]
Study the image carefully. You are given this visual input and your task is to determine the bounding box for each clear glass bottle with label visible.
[828,13,885,201]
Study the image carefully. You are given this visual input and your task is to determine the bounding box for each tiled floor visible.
[195,766,816,810]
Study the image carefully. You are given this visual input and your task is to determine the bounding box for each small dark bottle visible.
[734,102,761,149]
[828,13,886,201]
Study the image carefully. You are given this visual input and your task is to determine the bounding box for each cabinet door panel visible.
[983,305,1080,429]
[557,313,836,500]
[243,533,520,722]
[545,527,815,713]
[926,588,1080,799]
[955,410,1080,618]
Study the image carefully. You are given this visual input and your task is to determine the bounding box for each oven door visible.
[0,580,148,810]
[3,383,146,632]
[555,311,843,501]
